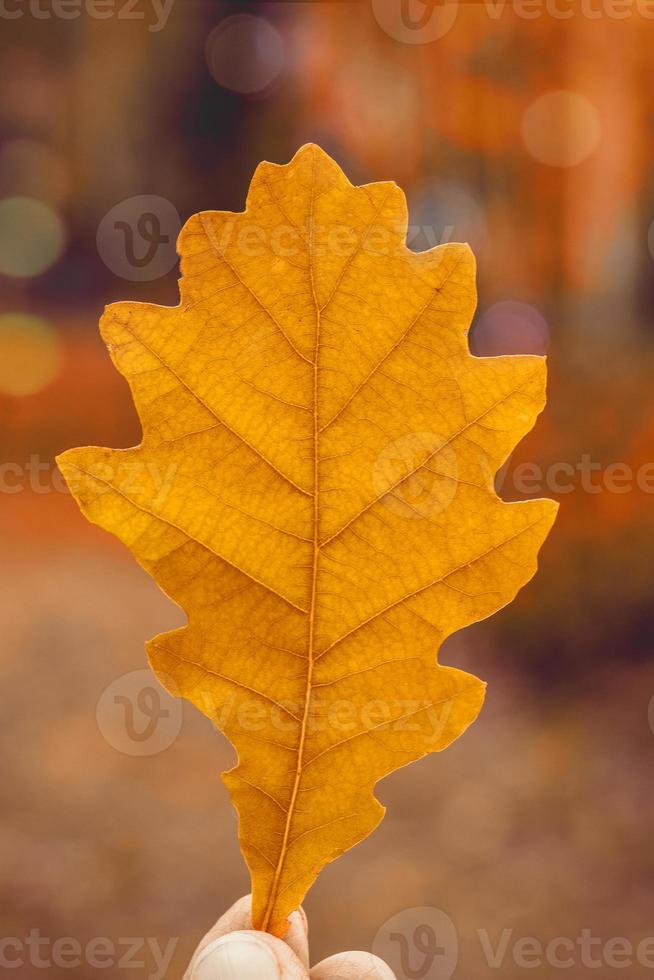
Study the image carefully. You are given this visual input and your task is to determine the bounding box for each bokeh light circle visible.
[0,314,62,397]
[522,91,601,167]
[205,15,285,95]
[0,197,65,278]
[472,300,550,357]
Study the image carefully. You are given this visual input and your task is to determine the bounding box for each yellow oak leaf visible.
[57,144,557,937]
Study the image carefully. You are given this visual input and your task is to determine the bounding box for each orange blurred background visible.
[1,3,653,978]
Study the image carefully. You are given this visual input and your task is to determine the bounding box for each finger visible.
[310,951,397,980]
[188,930,308,980]
[285,904,310,967]
[185,895,309,975]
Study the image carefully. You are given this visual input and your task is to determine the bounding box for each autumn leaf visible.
[57,144,557,937]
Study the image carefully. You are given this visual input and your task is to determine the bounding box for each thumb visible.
[189,929,308,980]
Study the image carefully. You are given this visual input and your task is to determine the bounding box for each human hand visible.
[184,895,396,980]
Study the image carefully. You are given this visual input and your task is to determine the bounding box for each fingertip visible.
[185,896,311,978]
[311,951,397,980]
[191,933,282,980]
[217,895,254,933]
[285,905,310,968]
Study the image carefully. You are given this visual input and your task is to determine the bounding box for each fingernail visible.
[193,936,279,980]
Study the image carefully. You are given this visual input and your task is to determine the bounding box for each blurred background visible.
[1,2,653,977]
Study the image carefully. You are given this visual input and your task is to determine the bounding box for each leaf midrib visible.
[259,146,321,932]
